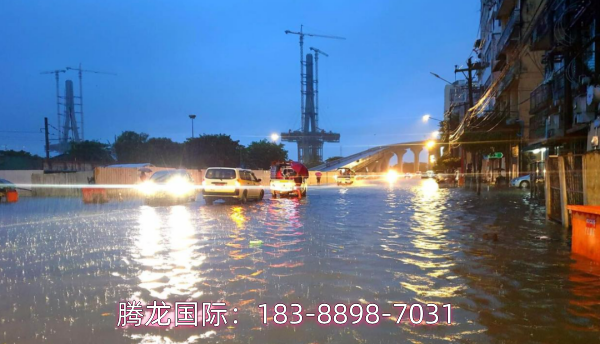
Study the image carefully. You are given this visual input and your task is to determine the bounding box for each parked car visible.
[510,174,531,188]
[202,168,264,205]
[139,169,197,204]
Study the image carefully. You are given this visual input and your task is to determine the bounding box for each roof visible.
[105,163,155,168]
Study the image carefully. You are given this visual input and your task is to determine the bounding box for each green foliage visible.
[146,137,183,167]
[326,156,343,162]
[244,140,288,169]
[0,150,42,159]
[0,150,43,170]
[114,131,149,163]
[434,153,461,171]
[67,141,113,162]
[183,134,243,169]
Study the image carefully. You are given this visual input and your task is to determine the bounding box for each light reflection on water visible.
[0,179,599,343]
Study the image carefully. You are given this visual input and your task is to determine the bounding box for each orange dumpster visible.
[82,187,108,204]
[6,190,19,203]
[568,205,600,262]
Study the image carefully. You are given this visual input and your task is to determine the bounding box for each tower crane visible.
[285,25,345,132]
[40,69,66,139]
[65,64,116,140]
[310,47,329,130]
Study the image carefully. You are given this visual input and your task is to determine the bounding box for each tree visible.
[114,131,149,163]
[0,150,43,170]
[183,134,243,169]
[245,140,288,169]
[433,153,461,172]
[67,141,113,162]
[146,137,183,167]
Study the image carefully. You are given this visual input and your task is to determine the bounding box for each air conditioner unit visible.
[573,96,595,124]
[587,85,600,105]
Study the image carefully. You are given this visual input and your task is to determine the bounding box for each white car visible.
[202,168,264,205]
[510,174,531,188]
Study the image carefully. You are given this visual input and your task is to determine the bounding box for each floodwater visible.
[1,179,599,343]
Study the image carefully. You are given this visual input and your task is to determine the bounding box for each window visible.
[240,171,252,181]
[205,169,236,180]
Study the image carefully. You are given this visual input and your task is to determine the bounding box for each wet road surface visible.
[1,179,599,343]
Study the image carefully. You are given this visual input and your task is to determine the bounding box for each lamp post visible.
[430,72,453,85]
[189,114,196,138]
[270,133,280,143]
[422,114,443,122]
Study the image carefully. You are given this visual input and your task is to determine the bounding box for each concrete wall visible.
[31,171,94,197]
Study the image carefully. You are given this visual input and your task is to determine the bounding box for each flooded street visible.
[1,179,599,343]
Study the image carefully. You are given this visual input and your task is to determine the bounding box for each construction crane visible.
[310,47,329,130]
[40,69,66,140]
[65,64,116,140]
[285,25,345,132]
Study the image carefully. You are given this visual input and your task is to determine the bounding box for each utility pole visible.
[455,57,484,194]
[44,117,50,162]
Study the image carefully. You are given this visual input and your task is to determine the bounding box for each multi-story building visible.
[452,0,545,181]
[493,0,545,177]
[528,0,599,157]
[477,0,502,89]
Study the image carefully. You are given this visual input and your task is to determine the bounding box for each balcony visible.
[497,0,517,18]
[530,83,552,114]
[497,8,520,55]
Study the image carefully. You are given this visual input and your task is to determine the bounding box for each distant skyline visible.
[0,0,479,163]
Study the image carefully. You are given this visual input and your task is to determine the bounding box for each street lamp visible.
[431,130,440,138]
[189,114,196,138]
[271,133,280,142]
[422,114,443,122]
[430,72,453,85]
[426,140,436,150]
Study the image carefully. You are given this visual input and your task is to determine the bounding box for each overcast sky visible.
[1,0,479,163]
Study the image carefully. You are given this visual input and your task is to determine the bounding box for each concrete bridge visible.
[310,140,441,172]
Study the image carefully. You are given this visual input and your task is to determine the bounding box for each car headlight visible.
[168,177,192,196]
[139,181,156,195]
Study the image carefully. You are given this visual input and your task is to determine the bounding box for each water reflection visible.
[133,206,204,300]
[1,185,600,343]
